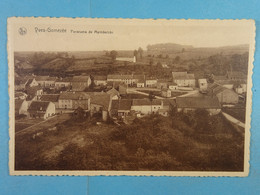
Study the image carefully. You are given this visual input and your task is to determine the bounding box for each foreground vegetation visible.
[15,110,244,171]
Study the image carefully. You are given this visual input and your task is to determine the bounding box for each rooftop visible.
[28,101,51,112]
[40,94,60,102]
[176,96,221,109]
[172,72,195,80]
[59,92,90,100]
[111,99,132,111]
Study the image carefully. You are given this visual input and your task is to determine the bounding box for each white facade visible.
[137,82,145,88]
[131,103,163,115]
[198,79,208,91]
[145,79,157,87]
[44,102,56,119]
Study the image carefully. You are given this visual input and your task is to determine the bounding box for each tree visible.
[134,50,138,60]
[138,47,143,59]
[168,103,177,128]
[110,50,118,60]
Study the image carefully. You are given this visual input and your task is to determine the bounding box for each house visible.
[212,74,228,83]
[107,74,134,86]
[198,79,208,92]
[116,56,136,63]
[176,96,221,115]
[145,77,157,87]
[89,93,112,121]
[25,86,43,101]
[39,94,60,110]
[136,76,145,88]
[35,76,56,88]
[106,88,120,100]
[172,72,195,87]
[118,84,128,95]
[25,78,38,88]
[131,99,164,115]
[227,71,247,81]
[71,75,91,91]
[58,91,90,113]
[111,99,132,117]
[157,80,168,89]
[168,82,178,90]
[234,82,247,94]
[93,75,107,86]
[208,83,239,104]
[15,76,34,90]
[161,88,171,98]
[15,99,28,116]
[28,101,55,119]
[55,77,72,88]
[15,92,28,100]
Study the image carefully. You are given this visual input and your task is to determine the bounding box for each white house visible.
[28,101,56,119]
[145,77,157,88]
[94,75,107,86]
[15,99,28,116]
[172,72,195,87]
[55,77,71,88]
[131,99,164,115]
[168,82,178,90]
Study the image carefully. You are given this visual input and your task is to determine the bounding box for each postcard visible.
[8,17,255,176]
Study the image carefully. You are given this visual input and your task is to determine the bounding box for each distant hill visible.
[147,43,193,52]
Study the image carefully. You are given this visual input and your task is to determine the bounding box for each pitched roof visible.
[72,75,90,82]
[111,99,132,111]
[15,99,25,112]
[176,97,221,109]
[89,93,111,110]
[28,101,50,112]
[94,75,107,80]
[132,98,162,106]
[107,74,133,80]
[172,72,195,80]
[35,76,56,81]
[59,92,90,100]
[227,71,247,79]
[40,94,60,102]
[25,78,34,87]
[208,83,237,95]
[26,86,42,96]
[55,77,72,82]
[106,88,120,96]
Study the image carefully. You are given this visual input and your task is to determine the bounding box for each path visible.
[222,112,245,129]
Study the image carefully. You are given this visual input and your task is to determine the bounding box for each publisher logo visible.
[19,27,27,35]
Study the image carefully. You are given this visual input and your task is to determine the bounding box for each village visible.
[15,63,247,133]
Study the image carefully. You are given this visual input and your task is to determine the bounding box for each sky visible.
[10,19,255,51]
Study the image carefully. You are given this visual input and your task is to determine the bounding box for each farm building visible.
[145,77,157,88]
[157,80,168,89]
[28,101,55,119]
[106,88,120,100]
[58,91,90,113]
[172,72,195,87]
[208,83,239,104]
[176,96,221,115]
[35,76,56,88]
[71,75,91,91]
[111,99,132,117]
[25,78,38,88]
[93,75,107,86]
[131,99,164,115]
[39,94,60,110]
[168,82,178,90]
[55,77,72,88]
[107,74,134,86]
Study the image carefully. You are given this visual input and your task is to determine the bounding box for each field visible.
[15,110,244,171]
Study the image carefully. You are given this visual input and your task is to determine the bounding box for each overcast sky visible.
[12,19,254,51]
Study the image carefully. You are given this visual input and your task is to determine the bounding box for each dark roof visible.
[94,75,107,80]
[72,75,90,82]
[55,77,72,82]
[59,92,90,100]
[111,99,132,111]
[35,76,56,81]
[26,86,42,97]
[172,72,195,80]
[176,97,221,109]
[227,71,247,79]
[89,93,111,110]
[107,74,133,80]
[132,98,163,106]
[15,99,24,112]
[106,88,120,96]
[40,94,60,102]
[25,78,34,87]
[28,101,50,112]
[208,83,237,95]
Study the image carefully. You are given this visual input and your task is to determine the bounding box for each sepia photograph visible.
[8,18,255,176]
